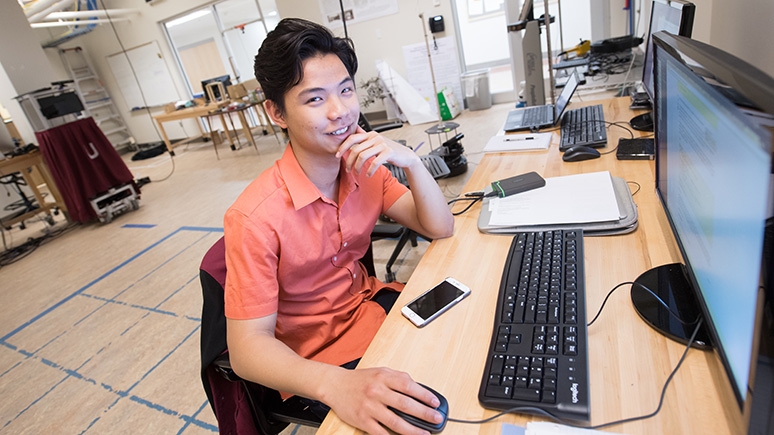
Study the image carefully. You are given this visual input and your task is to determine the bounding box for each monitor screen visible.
[641,0,695,102]
[201,75,232,102]
[653,31,773,411]
[37,91,85,120]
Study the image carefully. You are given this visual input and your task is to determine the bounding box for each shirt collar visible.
[278,144,359,210]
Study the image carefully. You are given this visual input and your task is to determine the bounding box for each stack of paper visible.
[483,171,623,228]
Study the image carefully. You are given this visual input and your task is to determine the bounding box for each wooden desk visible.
[152,103,225,154]
[206,102,282,159]
[318,98,740,434]
[153,101,281,158]
[0,150,68,227]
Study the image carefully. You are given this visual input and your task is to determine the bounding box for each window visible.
[163,0,279,98]
[467,0,505,18]
[453,0,593,96]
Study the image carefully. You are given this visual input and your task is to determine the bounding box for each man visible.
[223,18,454,435]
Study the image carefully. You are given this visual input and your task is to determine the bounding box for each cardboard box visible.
[227,83,247,100]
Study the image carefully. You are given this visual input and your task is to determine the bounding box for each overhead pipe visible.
[21,0,65,17]
[28,0,78,23]
[41,8,139,20]
[32,17,130,28]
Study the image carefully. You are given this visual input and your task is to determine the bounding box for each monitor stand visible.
[629,111,654,132]
[630,263,712,349]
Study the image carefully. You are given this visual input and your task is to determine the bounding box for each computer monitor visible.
[200,75,232,102]
[629,0,695,131]
[633,31,774,432]
[37,91,85,120]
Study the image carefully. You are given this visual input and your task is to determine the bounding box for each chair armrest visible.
[372,224,404,240]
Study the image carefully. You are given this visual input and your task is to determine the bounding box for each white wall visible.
[1,0,771,146]
[708,0,774,76]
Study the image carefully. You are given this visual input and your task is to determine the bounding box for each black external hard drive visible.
[490,171,546,198]
[616,138,655,160]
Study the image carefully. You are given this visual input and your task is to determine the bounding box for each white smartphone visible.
[401,277,471,327]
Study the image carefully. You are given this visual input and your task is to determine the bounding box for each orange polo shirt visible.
[224,145,408,367]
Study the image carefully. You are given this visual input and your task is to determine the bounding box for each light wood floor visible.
[0,87,618,434]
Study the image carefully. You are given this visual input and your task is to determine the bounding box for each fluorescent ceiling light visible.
[166,9,210,28]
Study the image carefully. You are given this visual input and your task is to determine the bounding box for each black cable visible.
[98,1,163,143]
[448,314,705,431]
[448,195,482,216]
[98,0,176,182]
[627,180,641,196]
[587,280,701,327]
[448,405,566,425]
[0,221,79,268]
[584,317,704,431]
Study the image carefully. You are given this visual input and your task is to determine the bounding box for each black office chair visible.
[200,225,404,434]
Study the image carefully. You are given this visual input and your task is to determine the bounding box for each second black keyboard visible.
[560,104,607,150]
[478,229,590,422]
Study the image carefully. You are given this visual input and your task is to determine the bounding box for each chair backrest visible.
[200,237,268,434]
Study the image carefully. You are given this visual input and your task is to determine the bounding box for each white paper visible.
[488,171,621,227]
[483,132,551,152]
[525,422,623,435]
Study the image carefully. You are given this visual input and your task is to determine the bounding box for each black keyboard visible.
[478,230,590,422]
[522,105,553,127]
[559,104,607,150]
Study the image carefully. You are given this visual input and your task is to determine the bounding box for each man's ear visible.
[264,100,287,129]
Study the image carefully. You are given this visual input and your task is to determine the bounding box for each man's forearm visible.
[227,318,344,402]
[403,160,454,239]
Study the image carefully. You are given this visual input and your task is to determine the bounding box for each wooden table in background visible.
[152,103,225,154]
[317,97,741,435]
[0,150,68,227]
[153,101,282,158]
[205,102,282,159]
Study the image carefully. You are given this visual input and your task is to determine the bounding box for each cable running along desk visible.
[316,97,740,435]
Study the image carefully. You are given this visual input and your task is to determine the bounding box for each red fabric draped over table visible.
[35,118,138,223]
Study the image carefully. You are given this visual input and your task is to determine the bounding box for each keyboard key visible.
[512,388,541,402]
[486,385,512,399]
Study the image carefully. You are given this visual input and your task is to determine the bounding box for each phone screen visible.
[406,280,466,320]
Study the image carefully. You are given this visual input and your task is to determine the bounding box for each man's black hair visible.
[254,18,358,114]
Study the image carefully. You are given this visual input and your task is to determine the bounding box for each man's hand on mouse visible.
[320,366,443,435]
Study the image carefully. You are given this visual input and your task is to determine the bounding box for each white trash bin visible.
[460,69,492,111]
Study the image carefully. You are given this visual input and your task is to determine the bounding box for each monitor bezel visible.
[652,30,774,418]
[200,74,232,102]
[641,0,695,102]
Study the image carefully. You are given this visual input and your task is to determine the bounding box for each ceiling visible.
[17,0,140,47]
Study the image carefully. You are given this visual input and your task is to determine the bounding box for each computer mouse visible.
[562,145,601,162]
[389,383,449,433]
